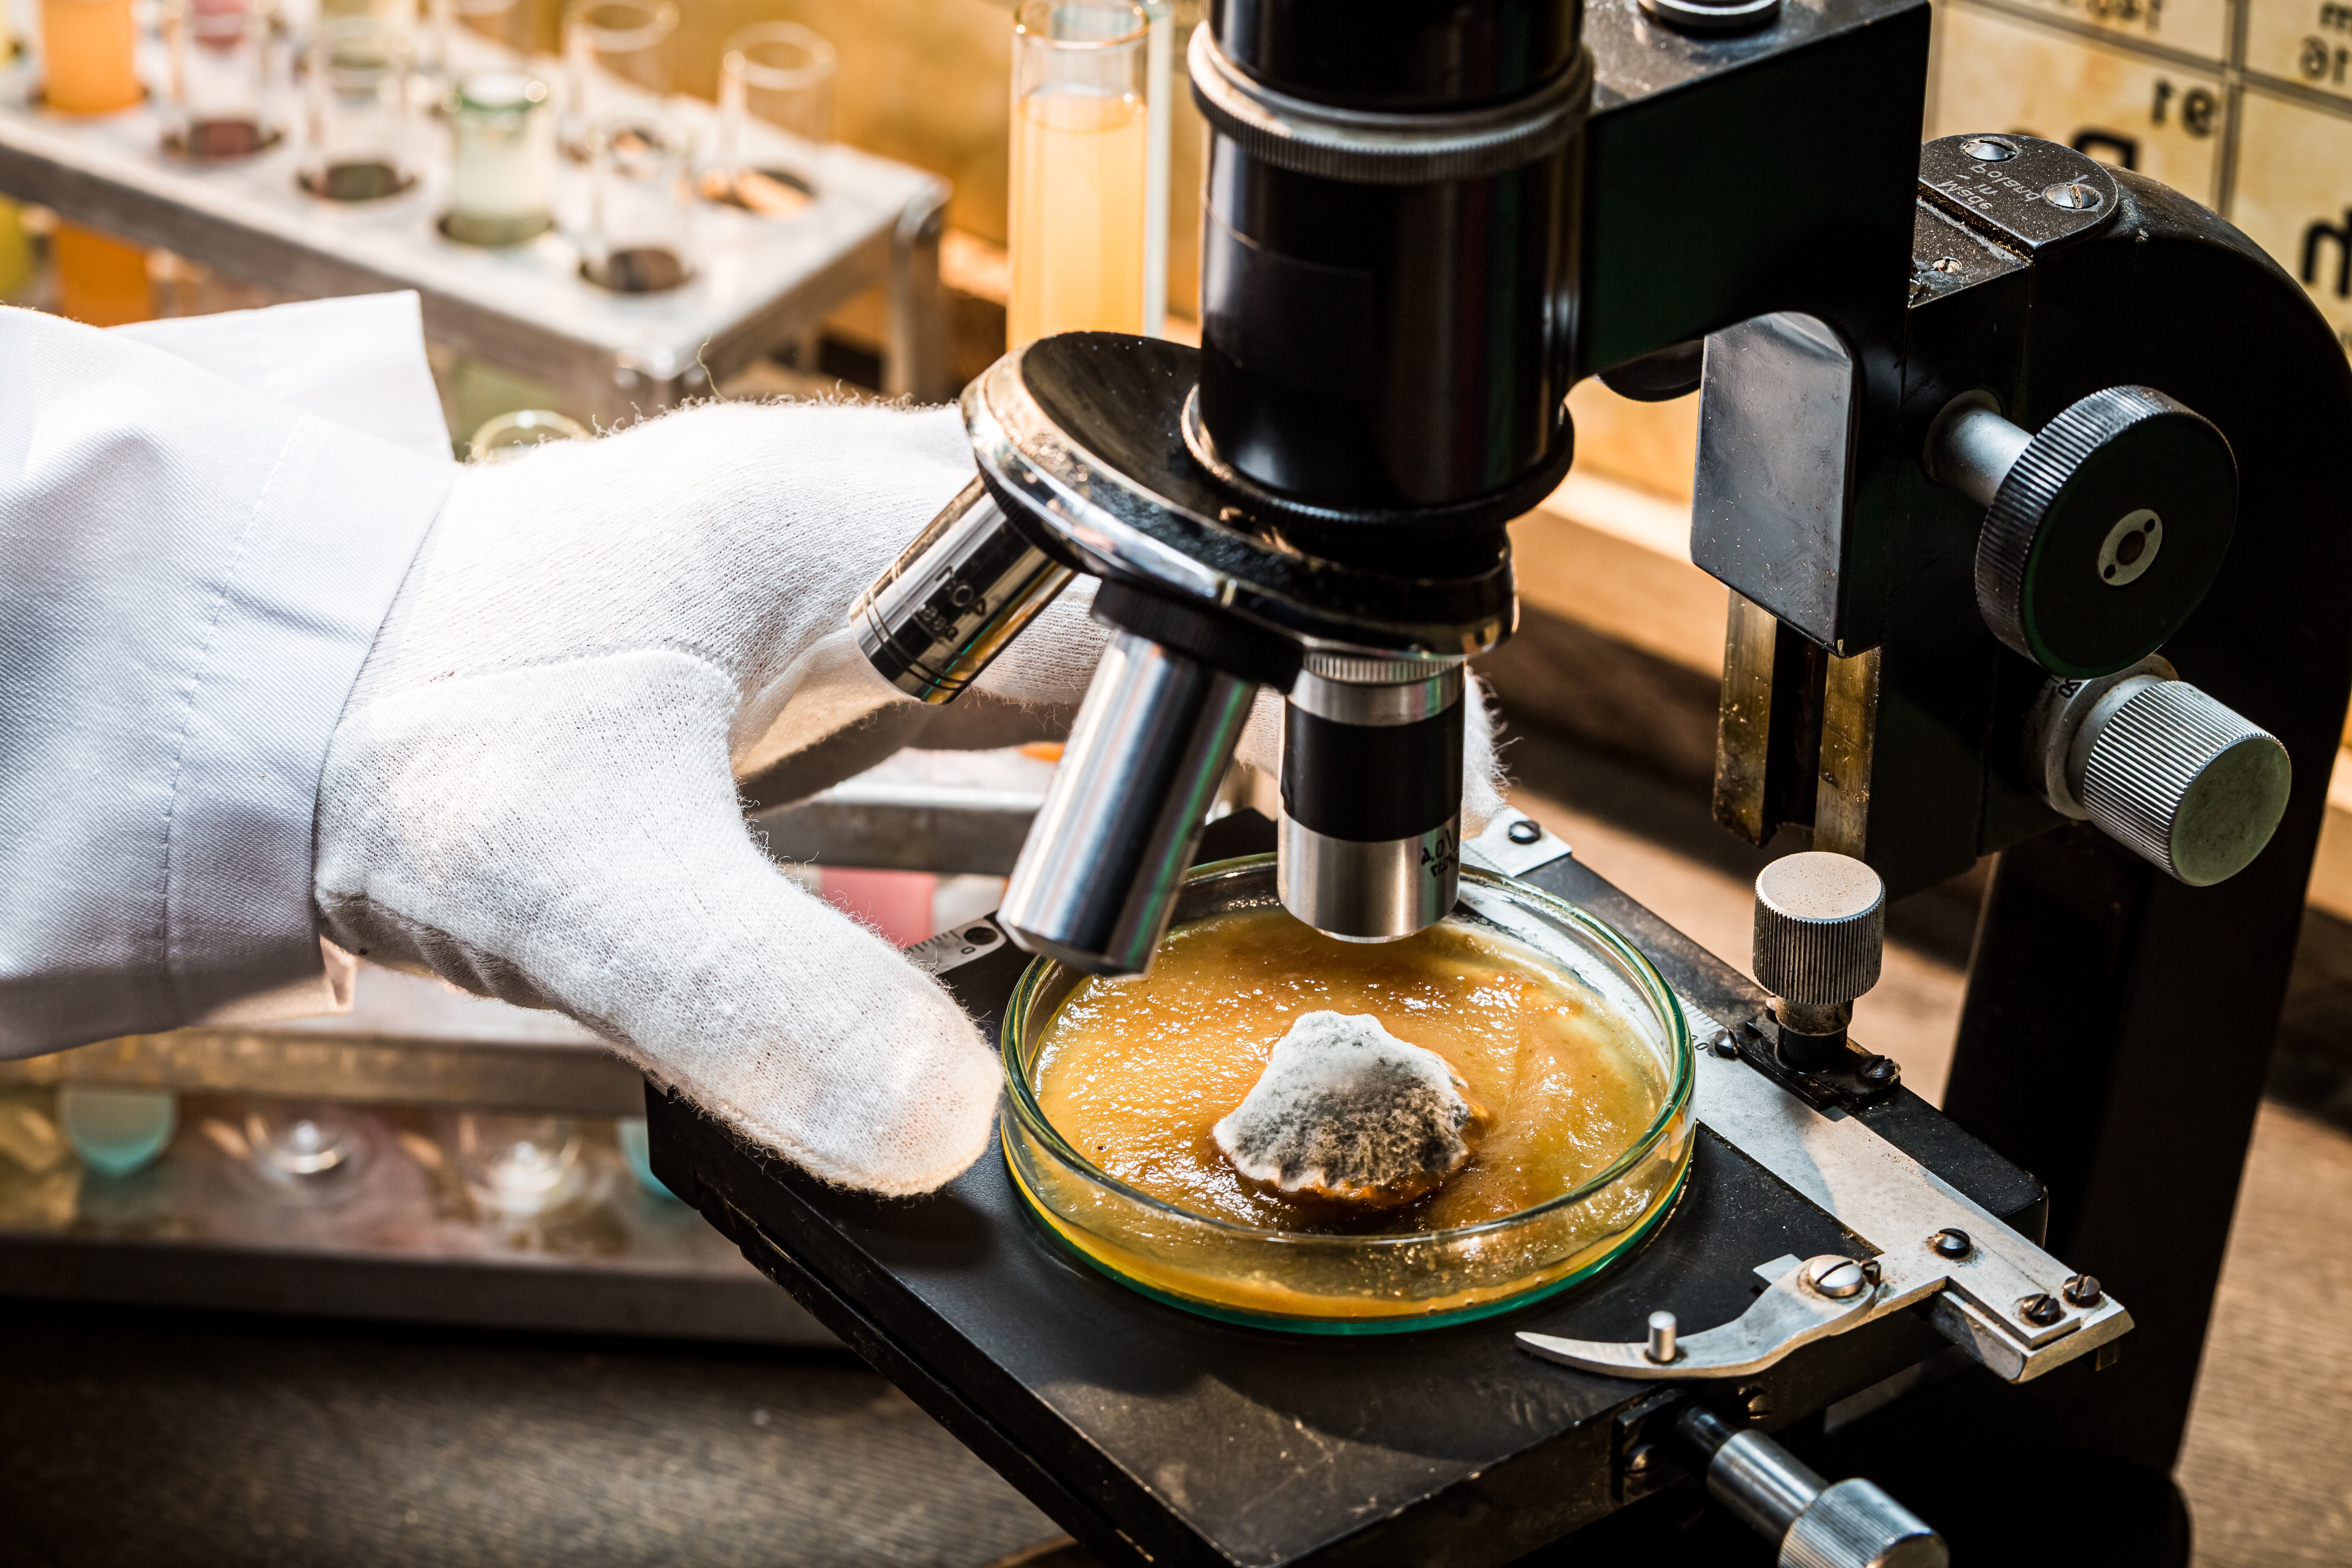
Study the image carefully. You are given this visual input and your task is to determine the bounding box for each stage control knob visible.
[1753,853,1885,1068]
[1924,386,2237,678]
[1678,1405,1948,1568]
[2027,660,2292,887]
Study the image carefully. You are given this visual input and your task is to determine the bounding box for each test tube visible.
[39,0,142,114]
[1007,0,1149,350]
[560,0,673,153]
[581,111,692,292]
[454,1112,583,1215]
[425,0,524,84]
[442,68,555,244]
[164,0,275,158]
[616,1115,681,1201]
[1140,0,1170,338]
[468,407,587,460]
[721,21,832,141]
[709,20,831,216]
[300,20,415,199]
[56,1084,178,1178]
[245,1101,368,1178]
[51,221,151,324]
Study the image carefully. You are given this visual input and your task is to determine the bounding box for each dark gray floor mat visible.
[0,1301,1057,1568]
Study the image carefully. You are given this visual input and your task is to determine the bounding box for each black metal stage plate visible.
[647,815,2041,1567]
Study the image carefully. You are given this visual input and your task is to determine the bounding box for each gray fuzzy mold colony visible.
[1211,1011,1480,1207]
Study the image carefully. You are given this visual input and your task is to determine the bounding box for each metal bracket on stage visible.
[1519,1002,2132,1384]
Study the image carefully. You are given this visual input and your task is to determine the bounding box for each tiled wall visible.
[1931,0,2352,354]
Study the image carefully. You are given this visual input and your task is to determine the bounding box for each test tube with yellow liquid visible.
[40,0,143,114]
[1007,0,1149,350]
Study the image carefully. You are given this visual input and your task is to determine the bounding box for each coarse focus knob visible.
[1753,853,1886,1013]
[1780,1479,1949,1568]
[1926,386,2237,678]
[2077,676,2292,887]
[1679,1407,1947,1568]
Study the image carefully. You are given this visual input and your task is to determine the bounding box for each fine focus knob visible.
[1753,852,1886,1018]
[1927,386,2237,678]
[2076,676,2292,887]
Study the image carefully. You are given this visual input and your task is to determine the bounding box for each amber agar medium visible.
[998,855,1696,1334]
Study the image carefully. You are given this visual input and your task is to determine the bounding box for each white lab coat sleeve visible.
[0,305,454,1057]
[112,291,455,464]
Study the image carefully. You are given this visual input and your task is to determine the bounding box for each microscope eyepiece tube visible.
[1187,18,1588,522]
[1278,654,1464,941]
[853,477,1076,704]
[998,629,1258,976]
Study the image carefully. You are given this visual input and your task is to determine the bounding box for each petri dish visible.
[1000,855,1695,1333]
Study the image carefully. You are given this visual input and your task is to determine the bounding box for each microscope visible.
[649,0,2352,1559]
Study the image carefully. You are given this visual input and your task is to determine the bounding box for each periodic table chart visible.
[1930,0,2352,354]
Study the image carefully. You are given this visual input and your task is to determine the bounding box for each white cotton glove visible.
[314,397,1509,1198]
[314,401,1096,1197]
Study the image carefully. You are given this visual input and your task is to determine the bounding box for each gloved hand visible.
[316,399,1507,1197]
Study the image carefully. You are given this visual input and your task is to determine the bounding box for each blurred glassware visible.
[315,0,411,29]
[559,0,672,153]
[581,110,691,292]
[722,21,831,141]
[244,1100,368,1178]
[615,1114,681,1201]
[468,406,587,459]
[441,67,554,243]
[300,20,415,198]
[163,0,276,158]
[56,1084,177,1178]
[704,20,829,217]
[51,220,152,325]
[454,1112,583,1215]
[0,200,36,302]
[0,1090,80,1230]
[1139,0,1169,338]
[0,1092,69,1176]
[40,0,142,113]
[424,0,521,79]
[1006,0,1149,350]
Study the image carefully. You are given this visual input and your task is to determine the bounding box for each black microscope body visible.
[648,0,2352,1559]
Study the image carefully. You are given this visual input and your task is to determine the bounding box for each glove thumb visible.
[318,652,1001,1196]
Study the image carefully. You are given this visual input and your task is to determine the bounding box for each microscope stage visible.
[645,815,2042,1568]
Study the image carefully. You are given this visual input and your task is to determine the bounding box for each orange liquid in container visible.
[1006,88,1146,348]
[42,0,142,114]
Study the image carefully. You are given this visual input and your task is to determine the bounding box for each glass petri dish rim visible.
[1007,1151,1692,1335]
[998,852,1696,1256]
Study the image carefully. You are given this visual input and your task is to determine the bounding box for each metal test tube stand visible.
[0,48,951,419]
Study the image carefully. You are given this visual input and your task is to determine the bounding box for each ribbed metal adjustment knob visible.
[1968,385,2237,678]
[2078,677,2292,887]
[1753,853,1886,1008]
[1780,1478,1949,1568]
[1684,1408,1948,1568]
